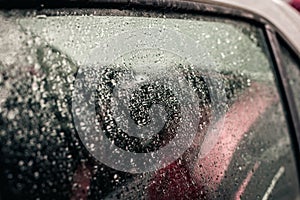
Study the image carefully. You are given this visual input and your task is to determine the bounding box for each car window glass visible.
[277,36,300,115]
[0,10,299,200]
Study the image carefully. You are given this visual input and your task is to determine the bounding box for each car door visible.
[0,1,299,199]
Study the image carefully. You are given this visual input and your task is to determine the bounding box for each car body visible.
[0,0,300,199]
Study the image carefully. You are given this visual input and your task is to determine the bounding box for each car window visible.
[277,36,300,116]
[0,9,299,200]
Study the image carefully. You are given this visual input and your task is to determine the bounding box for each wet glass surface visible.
[0,10,299,200]
[278,37,300,115]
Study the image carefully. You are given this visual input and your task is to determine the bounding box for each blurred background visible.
[284,0,300,12]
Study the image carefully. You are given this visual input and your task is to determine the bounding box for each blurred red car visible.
[290,0,300,12]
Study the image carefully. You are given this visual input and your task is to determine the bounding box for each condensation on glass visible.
[0,10,299,200]
[278,37,300,116]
